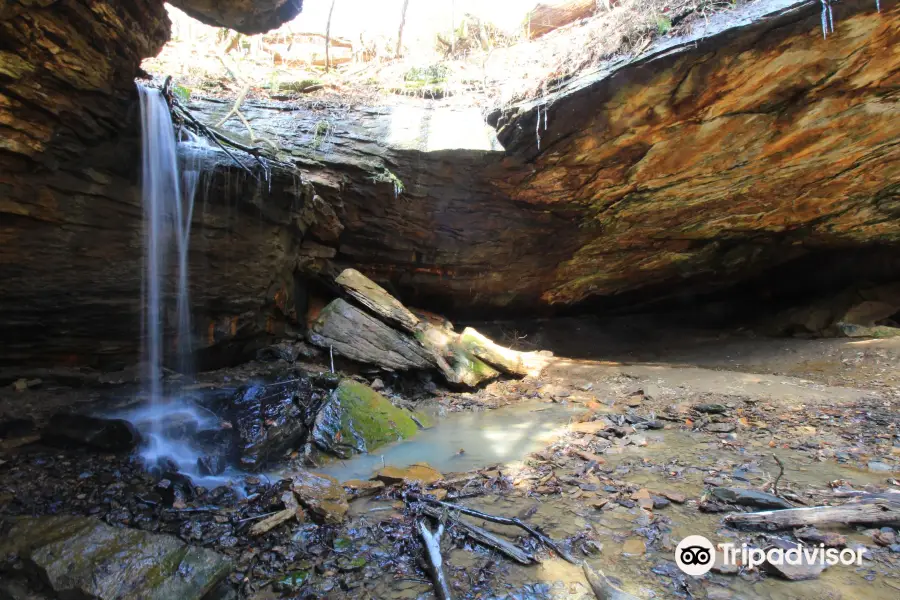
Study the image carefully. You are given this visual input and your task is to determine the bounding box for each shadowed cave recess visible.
[0,0,899,599]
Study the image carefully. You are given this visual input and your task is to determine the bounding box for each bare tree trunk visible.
[395,0,410,58]
[325,0,337,72]
[450,0,455,54]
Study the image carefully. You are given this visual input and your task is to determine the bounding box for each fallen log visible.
[724,502,900,530]
[582,562,642,600]
[409,494,576,563]
[527,0,597,39]
[421,505,535,565]
[458,327,548,377]
[417,519,453,600]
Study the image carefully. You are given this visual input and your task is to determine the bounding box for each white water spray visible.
[133,83,227,484]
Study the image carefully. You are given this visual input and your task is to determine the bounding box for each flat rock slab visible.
[0,516,231,600]
[308,298,434,371]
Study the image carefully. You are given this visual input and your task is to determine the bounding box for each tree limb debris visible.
[417,519,453,600]
[408,493,576,563]
[582,562,642,600]
[421,505,535,565]
[167,89,297,177]
[724,501,900,530]
[771,453,785,497]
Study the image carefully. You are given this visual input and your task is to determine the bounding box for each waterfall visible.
[133,83,222,483]
[137,83,195,394]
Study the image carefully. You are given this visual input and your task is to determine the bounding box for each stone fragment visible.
[374,463,443,486]
[794,526,846,548]
[711,487,793,509]
[694,404,728,414]
[660,490,686,503]
[342,479,385,497]
[292,470,349,524]
[622,538,646,555]
[571,420,608,435]
[762,544,828,581]
[707,422,736,433]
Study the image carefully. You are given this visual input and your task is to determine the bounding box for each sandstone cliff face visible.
[220,0,899,314]
[0,0,898,369]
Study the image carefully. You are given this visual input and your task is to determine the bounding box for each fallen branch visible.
[408,494,576,563]
[169,94,296,175]
[724,502,900,530]
[215,82,252,127]
[583,562,641,600]
[417,519,453,600]
[421,505,534,565]
[772,454,785,497]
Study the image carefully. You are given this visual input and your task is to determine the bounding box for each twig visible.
[237,510,281,523]
[582,562,640,600]
[164,505,220,514]
[421,505,534,565]
[407,494,576,563]
[172,97,253,175]
[215,82,252,127]
[772,454,785,498]
[417,519,453,600]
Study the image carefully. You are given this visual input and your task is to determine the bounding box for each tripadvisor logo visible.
[675,535,864,577]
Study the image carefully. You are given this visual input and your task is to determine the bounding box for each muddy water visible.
[469,426,897,600]
[318,399,584,481]
[332,393,897,600]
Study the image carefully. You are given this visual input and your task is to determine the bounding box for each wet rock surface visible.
[0,515,231,599]
[41,414,140,452]
[311,379,420,458]
[222,372,339,471]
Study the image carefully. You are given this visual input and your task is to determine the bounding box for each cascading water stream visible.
[131,83,225,485]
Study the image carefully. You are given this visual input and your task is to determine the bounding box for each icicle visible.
[876,0,880,12]
[820,0,829,38]
[828,2,834,34]
[535,106,542,151]
[543,105,548,131]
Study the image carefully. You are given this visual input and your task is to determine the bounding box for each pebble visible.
[867,461,896,472]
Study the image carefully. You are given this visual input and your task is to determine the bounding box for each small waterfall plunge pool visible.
[312,399,584,482]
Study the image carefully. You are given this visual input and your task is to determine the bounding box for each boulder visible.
[311,269,549,388]
[308,299,434,370]
[311,379,420,458]
[710,487,793,509]
[0,516,231,599]
[228,378,318,470]
[41,414,140,451]
[335,269,421,333]
[292,471,349,524]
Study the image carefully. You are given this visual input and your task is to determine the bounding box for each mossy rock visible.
[311,379,420,458]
